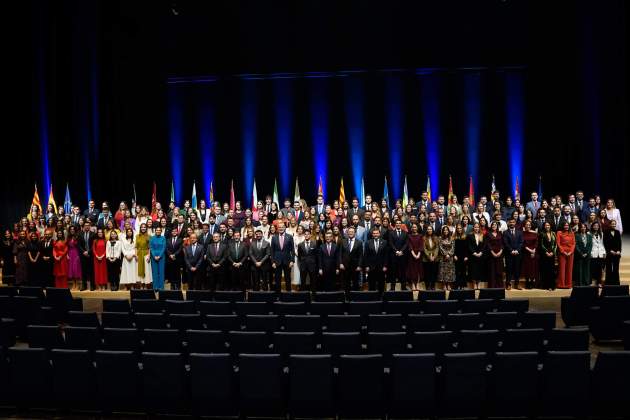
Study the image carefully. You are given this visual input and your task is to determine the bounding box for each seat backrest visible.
[337,354,385,417]
[245,314,280,333]
[497,298,530,313]
[384,300,421,316]
[273,332,316,358]
[18,286,46,299]
[102,298,131,313]
[347,301,383,318]
[313,291,346,302]
[142,329,182,353]
[591,351,630,417]
[273,301,307,315]
[502,328,545,352]
[422,300,459,315]
[349,291,381,302]
[478,288,505,300]
[186,329,226,354]
[228,331,269,356]
[461,299,495,314]
[214,290,245,303]
[288,355,334,418]
[51,349,96,410]
[367,332,407,365]
[94,350,141,411]
[247,291,278,303]
[418,290,446,302]
[26,325,64,349]
[197,300,232,315]
[131,299,164,314]
[448,289,475,301]
[133,312,168,330]
[601,284,629,297]
[239,353,285,417]
[101,311,133,329]
[309,301,345,316]
[457,329,499,354]
[158,290,183,301]
[165,299,196,314]
[446,312,482,331]
[548,327,590,351]
[169,313,203,331]
[407,313,444,332]
[189,353,237,416]
[102,327,141,353]
[410,331,454,356]
[283,315,322,333]
[540,351,590,416]
[141,352,188,414]
[326,314,362,332]
[235,301,270,317]
[489,351,539,417]
[185,290,214,302]
[279,291,310,303]
[368,313,404,332]
[64,326,102,350]
[205,314,240,332]
[321,332,362,359]
[520,311,556,330]
[570,285,599,300]
[383,290,414,302]
[66,310,100,328]
[440,352,488,417]
[483,311,518,330]
[8,347,53,408]
[389,354,437,418]
[130,289,156,300]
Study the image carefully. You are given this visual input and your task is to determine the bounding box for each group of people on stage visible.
[0,186,624,292]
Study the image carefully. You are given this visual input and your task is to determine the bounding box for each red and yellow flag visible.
[47,184,57,214]
[31,183,42,214]
[447,175,455,205]
[339,177,345,205]
[468,176,475,207]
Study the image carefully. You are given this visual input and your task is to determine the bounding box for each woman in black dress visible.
[12,231,28,285]
[26,231,41,286]
[467,223,486,289]
[453,224,468,289]
[1,230,15,285]
[538,221,557,290]
[603,220,622,285]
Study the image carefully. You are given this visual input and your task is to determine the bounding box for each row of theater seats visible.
[561,285,630,341]
[23,324,590,359]
[1,348,628,418]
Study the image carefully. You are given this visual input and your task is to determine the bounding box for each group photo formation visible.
[3,181,624,295]
[2,0,629,419]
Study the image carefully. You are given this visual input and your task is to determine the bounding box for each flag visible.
[63,183,72,214]
[209,181,214,204]
[252,178,258,212]
[170,180,175,204]
[447,175,455,205]
[191,181,198,209]
[31,183,42,214]
[468,176,475,207]
[132,183,137,207]
[151,181,157,212]
[514,176,520,201]
[294,177,301,202]
[360,177,366,208]
[317,176,324,198]
[272,178,279,205]
[402,176,409,207]
[383,176,390,208]
[48,184,58,214]
[426,175,432,203]
[339,177,346,205]
[491,175,496,198]
[229,180,236,210]
[537,175,543,201]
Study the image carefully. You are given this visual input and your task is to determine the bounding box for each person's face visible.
[255,231,262,240]
[178,216,184,223]
[563,206,571,215]
[421,192,428,201]
[429,213,436,222]
[611,221,617,229]
[508,220,515,229]
[202,225,209,233]
[84,224,91,232]
[372,229,380,239]
[607,199,614,209]
[219,224,227,233]
[437,208,444,217]
[352,199,359,208]
[351,215,359,226]
[212,232,220,242]
[572,215,579,224]
[568,195,575,203]
[278,225,285,234]
[89,201,95,209]
[233,232,241,242]
[563,223,569,231]
[140,224,147,234]
[437,197,445,205]
[395,221,401,230]
[266,197,272,205]
[554,208,561,216]
[190,235,197,244]
[589,198,595,207]
[155,227,162,236]
[425,226,433,236]
[576,192,584,200]
[294,202,300,210]
[364,212,371,221]
[540,210,546,218]
[171,229,178,238]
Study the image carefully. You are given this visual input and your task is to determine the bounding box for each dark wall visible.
[0,0,627,226]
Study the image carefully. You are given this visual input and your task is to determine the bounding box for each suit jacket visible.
[173,222,188,238]
[318,242,340,272]
[348,207,365,220]
[525,201,541,216]
[550,215,563,232]
[206,223,219,236]
[352,225,367,243]
[97,213,113,229]
[270,233,295,265]
[184,243,205,271]
[364,238,389,270]
[280,208,296,218]
[166,237,184,262]
[297,240,319,272]
[249,239,271,266]
[198,232,212,250]
[206,241,228,265]
[603,230,621,253]
[388,229,409,256]
[78,231,95,257]
[83,208,100,224]
[503,229,524,253]
[341,238,363,270]
[227,241,248,265]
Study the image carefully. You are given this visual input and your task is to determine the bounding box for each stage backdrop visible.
[1,0,627,225]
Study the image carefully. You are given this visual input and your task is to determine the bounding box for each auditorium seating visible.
[589,295,630,341]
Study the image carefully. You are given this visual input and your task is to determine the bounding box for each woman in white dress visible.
[197,200,211,225]
[119,228,138,289]
[605,199,623,234]
[134,207,149,235]
[292,225,305,288]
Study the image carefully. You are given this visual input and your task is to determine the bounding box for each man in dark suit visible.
[361,211,374,239]
[207,214,219,236]
[293,201,305,223]
[83,200,99,225]
[550,206,563,232]
[40,230,55,287]
[314,194,325,216]
[364,228,389,292]
[166,228,184,290]
[533,209,549,232]
[388,219,409,290]
[318,231,340,292]
[270,224,295,292]
[503,219,524,290]
[173,214,188,238]
[560,205,573,227]
[199,224,212,251]
[184,233,205,290]
[427,212,442,234]
[249,229,271,291]
[70,206,82,226]
[78,221,95,290]
[348,197,365,220]
[340,226,363,293]
[227,231,248,290]
[97,205,113,229]
[297,230,319,292]
[206,232,227,291]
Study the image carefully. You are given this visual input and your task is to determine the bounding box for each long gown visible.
[135,233,153,285]
[556,231,575,288]
[438,238,455,284]
[67,237,82,279]
[467,234,487,282]
[406,234,424,284]
[52,240,69,288]
[454,237,468,288]
[120,238,138,285]
[150,235,166,290]
[521,230,539,280]
[486,232,504,288]
[292,234,304,286]
[92,239,108,286]
[12,240,28,285]
[26,240,41,287]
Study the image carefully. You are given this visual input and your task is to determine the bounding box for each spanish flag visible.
[318,176,324,198]
[339,177,345,205]
[31,183,42,214]
[48,184,58,214]
[447,175,454,205]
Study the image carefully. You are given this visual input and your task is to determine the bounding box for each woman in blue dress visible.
[149,226,167,290]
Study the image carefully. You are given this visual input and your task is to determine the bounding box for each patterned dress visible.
[438,238,455,284]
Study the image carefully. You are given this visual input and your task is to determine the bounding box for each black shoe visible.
[79,287,87,291]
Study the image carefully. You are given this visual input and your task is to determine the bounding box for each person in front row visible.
[184,233,204,290]
[249,228,271,291]
[340,226,363,293]
[227,231,248,290]
[318,230,340,291]
[298,230,319,292]
[270,224,295,292]
[364,227,388,293]
[206,232,227,291]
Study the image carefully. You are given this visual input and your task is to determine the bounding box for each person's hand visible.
[272,263,277,269]
[382,266,387,272]
[339,264,345,270]
[454,256,458,262]
[83,251,89,257]
[335,269,339,275]
[365,267,370,273]
[255,261,261,267]
[289,262,294,268]
[319,269,323,275]
[355,266,361,272]
[191,267,196,272]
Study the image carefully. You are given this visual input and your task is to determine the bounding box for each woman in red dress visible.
[556,222,576,289]
[521,220,539,289]
[486,221,504,288]
[92,228,108,290]
[52,231,69,288]
[406,223,424,291]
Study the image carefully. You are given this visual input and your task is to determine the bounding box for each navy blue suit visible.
[503,228,524,284]
[270,233,295,292]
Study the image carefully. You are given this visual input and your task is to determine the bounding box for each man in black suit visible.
[173,214,188,238]
[503,219,524,290]
[83,200,99,225]
[207,214,219,236]
[550,206,563,232]
[249,229,271,291]
[389,219,409,290]
[560,205,573,227]
[78,221,95,290]
[184,233,205,290]
[427,212,441,233]
[534,208,548,232]
[340,226,363,293]
[206,232,227,291]
[361,211,374,239]
[199,223,212,251]
[227,231,248,290]
[297,230,319,292]
[166,228,184,290]
[270,224,295,292]
[318,231,340,292]
[40,230,55,287]
[348,197,365,220]
[364,228,389,292]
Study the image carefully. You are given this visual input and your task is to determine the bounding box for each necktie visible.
[397,230,401,236]
[327,243,331,255]
[375,239,379,250]
[193,244,196,254]
[235,242,239,256]
[305,241,309,249]
[172,238,176,247]
[350,240,354,252]
[280,235,284,250]
[215,243,219,254]
[258,241,261,250]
